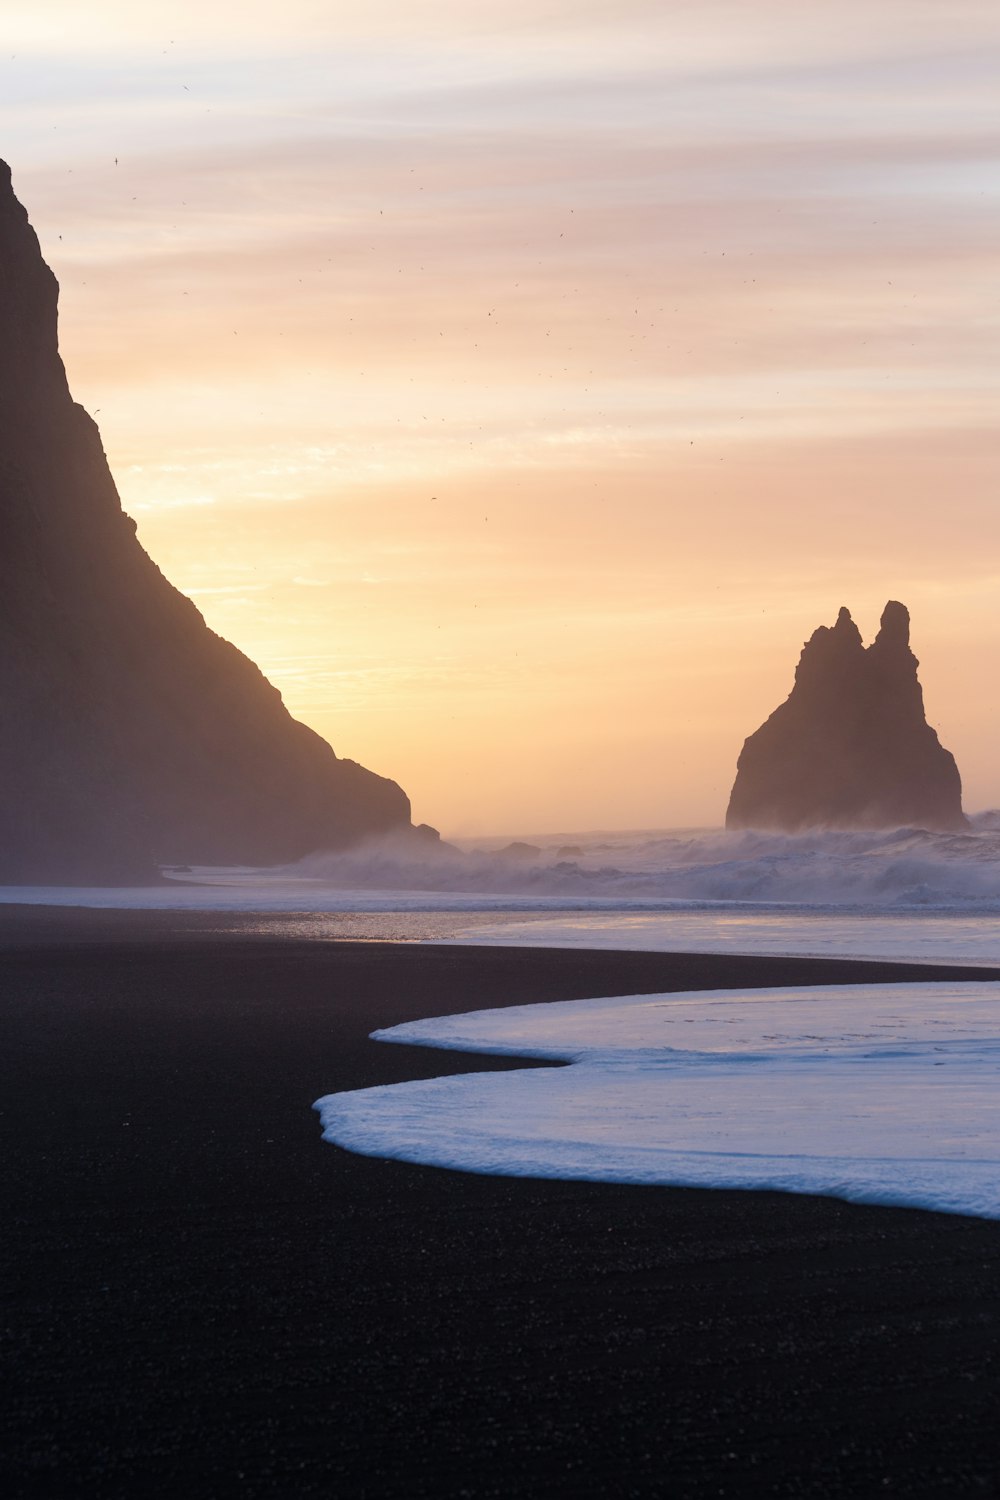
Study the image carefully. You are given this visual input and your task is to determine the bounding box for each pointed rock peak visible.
[727,600,966,832]
[0,162,413,881]
[828,605,863,649]
[1,159,32,224]
[0,159,18,201]
[0,161,66,412]
[873,599,911,652]
[799,606,862,673]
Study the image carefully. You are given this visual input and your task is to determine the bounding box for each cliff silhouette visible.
[727,602,967,832]
[0,161,411,882]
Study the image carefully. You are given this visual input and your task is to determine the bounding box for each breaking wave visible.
[289,817,1000,912]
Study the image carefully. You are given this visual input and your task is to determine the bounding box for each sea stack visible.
[726,602,967,832]
[0,161,411,882]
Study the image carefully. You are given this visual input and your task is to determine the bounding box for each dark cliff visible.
[726,602,967,833]
[0,161,411,882]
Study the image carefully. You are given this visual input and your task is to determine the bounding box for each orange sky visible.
[2,1,998,832]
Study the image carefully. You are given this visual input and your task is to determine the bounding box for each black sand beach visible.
[3,910,1000,1498]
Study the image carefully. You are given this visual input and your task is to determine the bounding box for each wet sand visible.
[2,909,1000,1497]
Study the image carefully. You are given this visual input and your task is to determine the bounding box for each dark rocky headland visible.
[0,161,412,882]
[727,601,967,832]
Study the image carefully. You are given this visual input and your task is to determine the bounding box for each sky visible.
[1,0,998,834]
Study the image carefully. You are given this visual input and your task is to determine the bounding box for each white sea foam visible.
[314,982,1000,1219]
[294,822,1000,909]
[2,824,1000,964]
[2,822,999,910]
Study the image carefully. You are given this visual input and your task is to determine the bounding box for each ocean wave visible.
[289,822,1000,911]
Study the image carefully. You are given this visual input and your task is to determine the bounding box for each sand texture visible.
[2,913,1000,1497]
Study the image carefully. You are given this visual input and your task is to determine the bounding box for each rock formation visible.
[0,160,412,882]
[726,602,967,832]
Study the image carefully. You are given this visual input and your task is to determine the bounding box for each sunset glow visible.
[4,0,997,831]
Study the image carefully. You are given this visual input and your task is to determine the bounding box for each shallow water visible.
[3,823,1000,961]
[442,908,1000,965]
[315,982,1000,1219]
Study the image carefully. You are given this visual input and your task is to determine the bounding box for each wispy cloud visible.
[2,1,998,826]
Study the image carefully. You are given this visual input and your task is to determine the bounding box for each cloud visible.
[3,2,999,827]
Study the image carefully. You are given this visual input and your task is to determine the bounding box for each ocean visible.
[6,824,999,1218]
[3,821,1000,963]
[316,980,1000,1220]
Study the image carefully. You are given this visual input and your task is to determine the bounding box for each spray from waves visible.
[288,818,1000,911]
